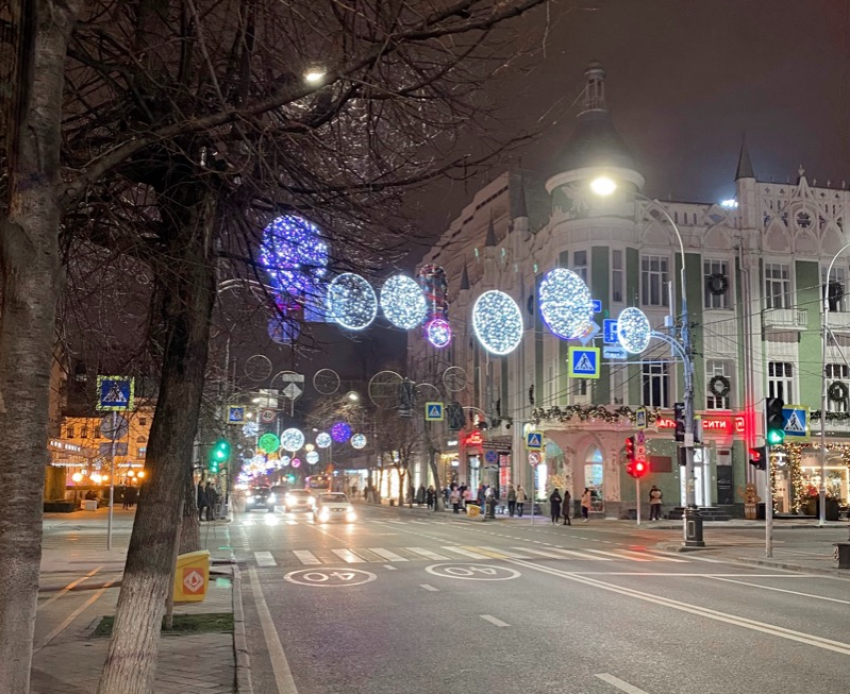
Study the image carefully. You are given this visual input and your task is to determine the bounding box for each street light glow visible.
[304,67,327,84]
[590,175,617,197]
[347,391,359,402]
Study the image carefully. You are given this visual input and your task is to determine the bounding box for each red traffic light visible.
[625,436,635,461]
[748,447,761,463]
[633,459,649,478]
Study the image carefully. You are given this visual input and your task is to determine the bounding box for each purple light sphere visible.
[331,422,352,443]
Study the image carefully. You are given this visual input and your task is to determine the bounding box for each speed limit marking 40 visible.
[425,563,520,581]
[284,568,377,587]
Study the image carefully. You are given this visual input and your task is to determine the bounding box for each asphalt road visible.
[235,504,850,694]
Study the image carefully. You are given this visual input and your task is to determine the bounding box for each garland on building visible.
[779,442,850,514]
[708,375,731,399]
[807,410,850,422]
[532,404,661,426]
[827,381,849,403]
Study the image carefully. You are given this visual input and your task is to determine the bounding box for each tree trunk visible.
[428,446,443,512]
[179,465,201,554]
[97,187,218,694]
[0,2,79,692]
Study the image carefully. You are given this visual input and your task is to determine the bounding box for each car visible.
[312,493,357,523]
[283,489,316,513]
[246,487,276,513]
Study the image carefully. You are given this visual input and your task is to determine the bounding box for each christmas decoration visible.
[538,268,593,339]
[259,216,328,298]
[351,433,367,449]
[326,273,378,331]
[472,290,523,355]
[380,274,427,329]
[828,381,848,403]
[306,451,320,465]
[315,432,332,449]
[280,427,305,453]
[531,404,661,426]
[280,456,291,467]
[242,421,259,438]
[267,315,301,345]
[708,375,731,399]
[292,458,302,468]
[617,307,652,354]
[706,272,729,296]
[417,264,449,325]
[331,421,352,443]
[425,317,452,348]
[258,433,280,454]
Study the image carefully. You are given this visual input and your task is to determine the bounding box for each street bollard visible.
[485,498,496,520]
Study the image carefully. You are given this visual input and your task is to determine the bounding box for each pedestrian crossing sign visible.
[782,405,810,442]
[96,375,134,411]
[425,402,444,421]
[526,431,543,450]
[568,347,600,379]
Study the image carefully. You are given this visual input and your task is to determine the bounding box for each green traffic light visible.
[766,429,785,445]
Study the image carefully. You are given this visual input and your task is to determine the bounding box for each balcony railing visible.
[763,308,807,331]
[826,310,850,334]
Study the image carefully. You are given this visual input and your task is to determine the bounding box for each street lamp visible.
[304,66,327,84]
[591,176,703,547]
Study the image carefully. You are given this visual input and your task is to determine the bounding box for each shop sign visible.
[464,431,483,446]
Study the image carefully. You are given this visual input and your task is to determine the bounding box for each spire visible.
[735,137,755,180]
[515,177,528,219]
[485,214,497,247]
[579,60,607,115]
[460,262,470,291]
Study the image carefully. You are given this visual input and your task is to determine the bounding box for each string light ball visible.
[426,318,452,349]
[306,451,320,465]
[259,216,328,297]
[242,421,259,437]
[380,274,428,329]
[617,307,652,354]
[351,433,367,450]
[259,433,280,454]
[326,273,378,331]
[281,427,306,453]
[538,268,593,339]
[292,458,302,468]
[316,432,332,449]
[472,290,523,355]
[331,421,352,443]
[281,456,291,467]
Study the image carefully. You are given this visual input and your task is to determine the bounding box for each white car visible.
[283,489,316,513]
[313,493,357,523]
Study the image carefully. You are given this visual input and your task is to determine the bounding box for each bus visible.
[306,474,332,492]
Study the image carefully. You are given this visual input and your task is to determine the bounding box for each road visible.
[236,504,850,694]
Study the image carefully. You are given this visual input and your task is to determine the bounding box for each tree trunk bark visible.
[428,446,443,512]
[0,2,79,692]
[97,187,218,694]
[179,464,201,554]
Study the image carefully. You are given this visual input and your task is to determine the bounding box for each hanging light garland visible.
[326,273,378,331]
[418,264,451,347]
[425,317,452,349]
[538,268,593,339]
[331,421,352,443]
[315,432,332,449]
[351,433,367,449]
[280,427,305,453]
[472,290,523,355]
[258,433,280,454]
[532,404,659,426]
[617,307,652,354]
[306,451,320,465]
[380,274,428,330]
[259,216,328,297]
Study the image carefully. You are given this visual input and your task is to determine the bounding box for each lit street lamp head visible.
[589,175,617,197]
[304,67,327,84]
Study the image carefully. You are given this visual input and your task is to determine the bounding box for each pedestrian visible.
[416,485,426,507]
[562,489,572,525]
[516,485,528,517]
[426,485,436,511]
[580,487,592,522]
[205,482,217,521]
[121,486,129,510]
[549,488,562,524]
[449,487,461,514]
[649,485,663,521]
[507,484,517,517]
[462,486,471,510]
[197,481,207,521]
[127,485,138,509]
[477,484,486,510]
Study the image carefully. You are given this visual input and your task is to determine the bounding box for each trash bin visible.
[83,500,98,511]
[173,550,211,603]
[466,504,481,518]
[834,543,850,570]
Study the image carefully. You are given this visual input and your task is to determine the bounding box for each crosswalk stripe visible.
[477,547,530,559]
[442,546,490,559]
[617,549,686,563]
[386,520,407,525]
[518,547,584,559]
[293,550,321,565]
[284,520,298,525]
[406,547,450,560]
[331,549,365,563]
[254,551,277,567]
[587,549,650,561]
[461,546,509,559]
[545,548,609,561]
[369,548,409,562]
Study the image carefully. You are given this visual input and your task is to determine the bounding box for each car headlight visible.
[247,496,255,502]
[319,510,330,520]
[285,494,294,504]
[346,511,356,521]
[267,494,275,503]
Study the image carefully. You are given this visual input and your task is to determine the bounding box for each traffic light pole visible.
[635,477,641,526]
[765,444,773,557]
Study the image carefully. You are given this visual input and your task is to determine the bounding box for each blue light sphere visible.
[472,290,523,356]
[259,216,328,297]
[331,422,352,443]
[380,275,427,329]
[315,432,332,449]
[617,307,652,354]
[538,268,593,339]
[326,273,378,331]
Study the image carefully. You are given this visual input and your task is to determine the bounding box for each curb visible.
[232,564,253,694]
[730,555,850,580]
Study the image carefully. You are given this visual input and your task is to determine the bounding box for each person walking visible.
[516,485,528,517]
[562,489,572,525]
[416,485,426,507]
[580,487,592,522]
[197,481,208,521]
[507,484,517,517]
[205,482,217,521]
[449,487,461,514]
[549,489,562,524]
[649,485,663,521]
[426,485,436,511]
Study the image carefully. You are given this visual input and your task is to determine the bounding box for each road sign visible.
[528,451,541,466]
[425,402,444,421]
[227,406,245,423]
[636,430,646,445]
[568,347,600,379]
[282,383,303,400]
[603,319,619,345]
[635,407,648,430]
[96,376,134,411]
[526,431,543,450]
[591,299,602,313]
[603,346,627,360]
[260,408,277,424]
[484,450,499,465]
[99,442,128,456]
[182,568,206,595]
[782,405,810,442]
[578,320,601,346]
[100,414,129,440]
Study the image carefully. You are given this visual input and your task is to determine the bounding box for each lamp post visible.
[590,176,703,547]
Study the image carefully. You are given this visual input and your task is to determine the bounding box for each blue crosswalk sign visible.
[526,431,543,450]
[96,375,134,411]
[568,347,600,379]
[425,402,444,421]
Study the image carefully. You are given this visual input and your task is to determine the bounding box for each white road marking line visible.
[617,549,686,563]
[480,614,510,627]
[406,547,450,560]
[387,520,407,525]
[284,520,298,525]
[38,566,103,612]
[587,549,651,562]
[254,551,278,568]
[595,673,650,694]
[708,575,850,605]
[383,565,397,571]
[420,584,439,592]
[331,549,365,563]
[293,550,321,565]
[249,567,299,694]
[410,520,429,525]
[369,547,409,562]
[442,546,490,559]
[520,547,608,560]
[35,575,119,653]
[477,546,530,559]
[547,548,611,561]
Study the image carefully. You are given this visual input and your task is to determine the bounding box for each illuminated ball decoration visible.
[380,274,427,329]
[280,427,306,453]
[251,455,266,467]
[538,268,593,339]
[259,433,280,454]
[259,216,328,297]
[291,458,302,468]
[331,421,352,443]
[315,432,332,449]
[472,290,523,356]
[326,273,377,331]
[426,318,452,349]
[306,451,320,465]
[72,472,83,483]
[242,421,259,438]
[281,456,291,467]
[351,433,367,450]
[617,307,652,354]
[268,316,301,345]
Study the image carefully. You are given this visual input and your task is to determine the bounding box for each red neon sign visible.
[464,431,483,446]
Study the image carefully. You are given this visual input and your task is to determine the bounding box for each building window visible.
[80,426,88,439]
[136,436,147,443]
[826,364,849,412]
[612,250,624,303]
[822,266,848,313]
[764,263,791,309]
[703,260,730,310]
[572,250,588,284]
[641,255,669,307]
[66,424,75,438]
[705,360,732,409]
[768,362,794,402]
[642,362,670,408]
[138,447,147,458]
[139,417,148,426]
[93,425,101,439]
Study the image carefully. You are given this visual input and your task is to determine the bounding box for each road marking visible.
[331,549,365,563]
[249,568,299,693]
[410,520,429,524]
[254,551,277,568]
[708,575,850,605]
[35,575,119,653]
[477,546,530,559]
[406,547,450,560]
[521,547,605,560]
[387,520,407,525]
[460,546,507,559]
[595,673,650,693]
[38,566,103,612]
[293,550,321,565]
[617,549,685,563]
[442,546,490,559]
[369,548,409,562]
[284,520,298,525]
[587,549,650,561]
[480,614,510,627]
[420,584,439,592]
[383,565,397,571]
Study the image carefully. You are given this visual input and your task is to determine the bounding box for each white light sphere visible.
[280,427,305,453]
[380,275,427,329]
[538,268,593,339]
[426,318,452,349]
[472,290,523,356]
[242,421,259,437]
[280,455,291,467]
[326,273,377,331]
[306,451,320,465]
[316,432,332,449]
[617,307,652,354]
[351,433,367,449]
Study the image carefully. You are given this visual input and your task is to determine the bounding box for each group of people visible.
[545,487,591,524]
[411,485,440,510]
[197,481,221,521]
[444,483,496,514]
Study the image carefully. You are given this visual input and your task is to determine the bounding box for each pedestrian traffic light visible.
[209,439,231,473]
[766,398,785,445]
[625,436,635,461]
[673,402,685,442]
[748,446,766,470]
[633,459,649,479]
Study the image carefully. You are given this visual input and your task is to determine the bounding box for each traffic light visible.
[673,402,685,442]
[633,459,649,479]
[209,439,231,473]
[766,398,785,445]
[748,446,766,470]
[625,436,635,462]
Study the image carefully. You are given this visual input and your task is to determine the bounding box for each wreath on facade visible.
[828,381,849,403]
[706,272,729,296]
[708,375,731,398]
